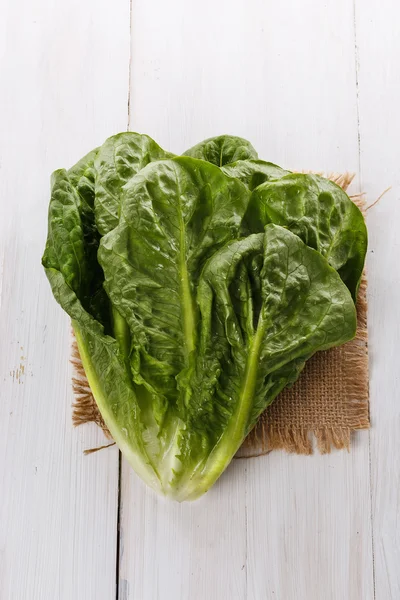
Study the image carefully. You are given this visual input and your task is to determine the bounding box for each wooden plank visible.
[247,435,373,599]
[121,1,375,599]
[0,0,130,598]
[244,3,373,596]
[355,0,400,597]
[130,0,359,175]
[118,460,247,600]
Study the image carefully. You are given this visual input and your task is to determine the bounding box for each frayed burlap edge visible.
[71,171,369,457]
[71,339,112,440]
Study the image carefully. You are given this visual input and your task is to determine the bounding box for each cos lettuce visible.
[43,133,365,501]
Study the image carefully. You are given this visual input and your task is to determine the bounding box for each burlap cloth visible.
[71,172,369,457]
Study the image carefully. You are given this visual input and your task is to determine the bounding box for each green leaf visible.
[42,159,112,330]
[222,159,290,190]
[67,147,98,208]
[247,173,367,299]
[183,134,258,166]
[94,132,173,235]
[174,225,356,499]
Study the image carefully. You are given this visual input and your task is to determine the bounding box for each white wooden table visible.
[1,1,399,598]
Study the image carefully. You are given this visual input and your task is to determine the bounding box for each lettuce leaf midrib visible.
[174,163,197,359]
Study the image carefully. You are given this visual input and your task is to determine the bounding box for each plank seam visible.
[352,0,362,190]
[127,0,133,131]
[353,0,376,597]
[115,451,123,599]
[117,1,133,597]
[245,466,248,599]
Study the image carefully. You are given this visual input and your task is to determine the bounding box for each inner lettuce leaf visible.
[42,132,363,501]
[183,134,258,166]
[99,157,250,414]
[222,159,290,190]
[94,132,174,235]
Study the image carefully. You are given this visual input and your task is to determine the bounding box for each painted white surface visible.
[0,0,130,598]
[355,1,400,598]
[0,0,399,598]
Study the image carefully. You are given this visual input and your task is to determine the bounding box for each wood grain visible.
[1,0,399,598]
[0,0,130,598]
[118,459,247,600]
[356,0,400,597]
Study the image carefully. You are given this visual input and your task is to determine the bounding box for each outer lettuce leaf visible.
[42,169,163,492]
[222,159,290,190]
[42,168,112,329]
[183,134,258,166]
[99,157,250,423]
[167,225,356,499]
[247,173,367,299]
